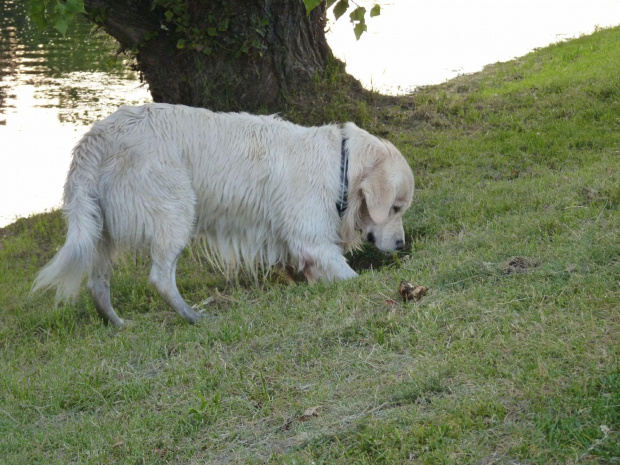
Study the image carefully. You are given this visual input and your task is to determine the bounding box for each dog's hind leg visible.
[149,244,202,323]
[134,166,201,323]
[87,239,125,327]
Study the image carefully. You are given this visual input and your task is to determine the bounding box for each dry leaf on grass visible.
[398,281,428,302]
[298,406,320,422]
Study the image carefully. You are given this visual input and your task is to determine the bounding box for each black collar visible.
[336,136,349,218]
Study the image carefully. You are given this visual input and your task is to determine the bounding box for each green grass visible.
[1,27,619,464]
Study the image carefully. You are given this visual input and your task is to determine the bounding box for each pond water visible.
[327,0,620,94]
[1,0,619,227]
[0,0,150,227]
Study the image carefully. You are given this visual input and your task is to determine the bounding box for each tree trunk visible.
[84,0,340,112]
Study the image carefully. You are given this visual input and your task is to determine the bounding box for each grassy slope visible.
[1,27,619,464]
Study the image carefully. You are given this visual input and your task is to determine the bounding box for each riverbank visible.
[1,26,619,464]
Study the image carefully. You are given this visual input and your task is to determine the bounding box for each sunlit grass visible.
[1,26,619,464]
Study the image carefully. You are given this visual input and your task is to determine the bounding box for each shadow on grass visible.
[346,243,413,273]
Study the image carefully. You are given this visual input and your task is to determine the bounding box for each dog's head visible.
[358,159,413,251]
[340,126,415,252]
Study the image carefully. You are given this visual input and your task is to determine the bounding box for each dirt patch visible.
[499,256,541,275]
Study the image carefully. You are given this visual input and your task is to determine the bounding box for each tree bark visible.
[84,0,339,112]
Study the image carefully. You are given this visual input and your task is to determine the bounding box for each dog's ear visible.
[360,165,396,225]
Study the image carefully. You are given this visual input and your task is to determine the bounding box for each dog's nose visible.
[394,239,405,250]
[367,232,376,244]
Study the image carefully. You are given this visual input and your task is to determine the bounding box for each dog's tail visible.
[32,132,107,302]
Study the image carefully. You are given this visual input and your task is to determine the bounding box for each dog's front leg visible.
[300,245,357,282]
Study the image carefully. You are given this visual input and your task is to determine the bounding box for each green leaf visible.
[29,0,44,13]
[65,0,86,14]
[177,38,185,49]
[326,0,337,8]
[207,27,217,36]
[164,10,174,21]
[349,6,365,23]
[353,21,367,40]
[217,19,229,31]
[53,14,72,35]
[29,0,47,30]
[333,0,349,20]
[54,1,66,15]
[370,4,380,17]
[303,0,322,15]
[30,11,48,30]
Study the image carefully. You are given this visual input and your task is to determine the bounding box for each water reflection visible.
[0,0,137,76]
[0,0,151,226]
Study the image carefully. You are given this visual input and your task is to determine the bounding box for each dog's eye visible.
[392,206,401,214]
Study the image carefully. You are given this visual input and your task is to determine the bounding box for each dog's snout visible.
[367,232,376,244]
[395,239,405,250]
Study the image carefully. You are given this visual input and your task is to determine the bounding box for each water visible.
[326,0,620,94]
[1,0,619,227]
[0,0,150,227]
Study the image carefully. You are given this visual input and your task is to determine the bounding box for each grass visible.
[1,27,619,464]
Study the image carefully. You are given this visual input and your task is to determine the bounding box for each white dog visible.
[33,104,414,326]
